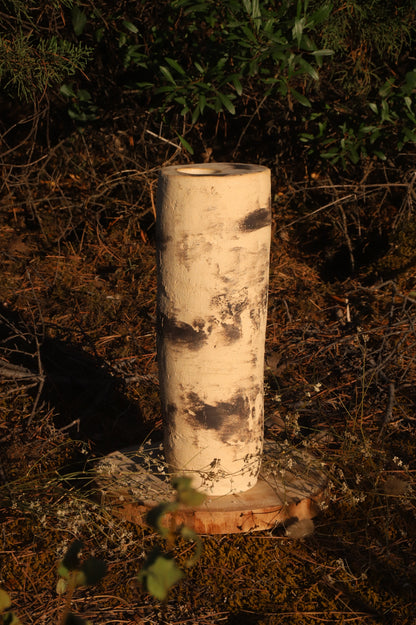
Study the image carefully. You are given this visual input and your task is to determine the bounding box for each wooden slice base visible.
[95,440,327,534]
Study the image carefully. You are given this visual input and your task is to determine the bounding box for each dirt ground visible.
[1,121,416,624]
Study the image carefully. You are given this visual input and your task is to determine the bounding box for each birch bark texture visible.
[156,163,271,495]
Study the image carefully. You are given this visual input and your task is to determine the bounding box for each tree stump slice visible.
[95,440,327,534]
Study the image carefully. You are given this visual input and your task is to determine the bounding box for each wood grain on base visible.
[95,440,327,534]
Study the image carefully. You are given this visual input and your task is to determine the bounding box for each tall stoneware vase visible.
[156,163,271,496]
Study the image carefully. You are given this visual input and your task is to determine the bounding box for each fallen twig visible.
[0,362,43,381]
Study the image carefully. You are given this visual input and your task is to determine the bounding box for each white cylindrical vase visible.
[156,163,271,496]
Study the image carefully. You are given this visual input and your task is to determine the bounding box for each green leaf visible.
[369,128,381,143]
[321,150,339,161]
[231,75,243,95]
[154,85,176,95]
[177,134,194,154]
[348,146,360,164]
[243,0,261,19]
[80,558,107,586]
[373,150,387,160]
[290,89,311,107]
[172,476,193,490]
[368,102,378,114]
[0,588,12,610]
[74,570,87,586]
[405,70,416,89]
[139,555,184,601]
[71,7,88,37]
[198,93,206,114]
[174,96,187,106]
[403,108,416,124]
[360,124,375,134]
[217,92,236,114]
[134,82,154,89]
[216,56,228,71]
[68,109,96,122]
[58,563,70,579]
[146,502,178,536]
[3,612,22,625]
[122,20,139,34]
[60,84,76,98]
[402,127,416,142]
[240,24,257,44]
[95,27,104,43]
[62,540,83,571]
[310,49,334,56]
[192,105,200,124]
[166,57,186,76]
[298,58,319,80]
[56,578,68,595]
[379,79,394,98]
[178,486,206,506]
[77,89,91,101]
[172,477,206,507]
[310,4,333,25]
[242,0,251,14]
[159,65,176,85]
[292,17,305,47]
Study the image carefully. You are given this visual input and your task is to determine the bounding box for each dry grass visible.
[1,121,416,624]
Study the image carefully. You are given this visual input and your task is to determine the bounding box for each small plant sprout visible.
[56,540,107,625]
[138,476,206,601]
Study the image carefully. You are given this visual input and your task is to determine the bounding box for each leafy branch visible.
[138,476,206,601]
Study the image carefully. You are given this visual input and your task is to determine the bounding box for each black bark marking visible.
[185,392,251,442]
[221,322,241,343]
[163,420,175,454]
[210,293,247,342]
[161,314,207,350]
[240,207,271,232]
[158,282,168,298]
[211,292,248,322]
[193,317,206,331]
[166,403,177,419]
[176,234,189,265]
[249,307,260,330]
[176,234,213,271]
[156,233,172,252]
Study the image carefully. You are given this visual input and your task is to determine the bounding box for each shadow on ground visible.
[0,304,153,456]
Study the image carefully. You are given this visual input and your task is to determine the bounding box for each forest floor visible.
[1,119,416,624]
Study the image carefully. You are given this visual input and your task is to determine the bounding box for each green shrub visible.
[300,0,416,167]
[1,0,415,168]
[126,0,333,122]
[300,0,416,169]
[0,1,91,101]
[310,0,416,96]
